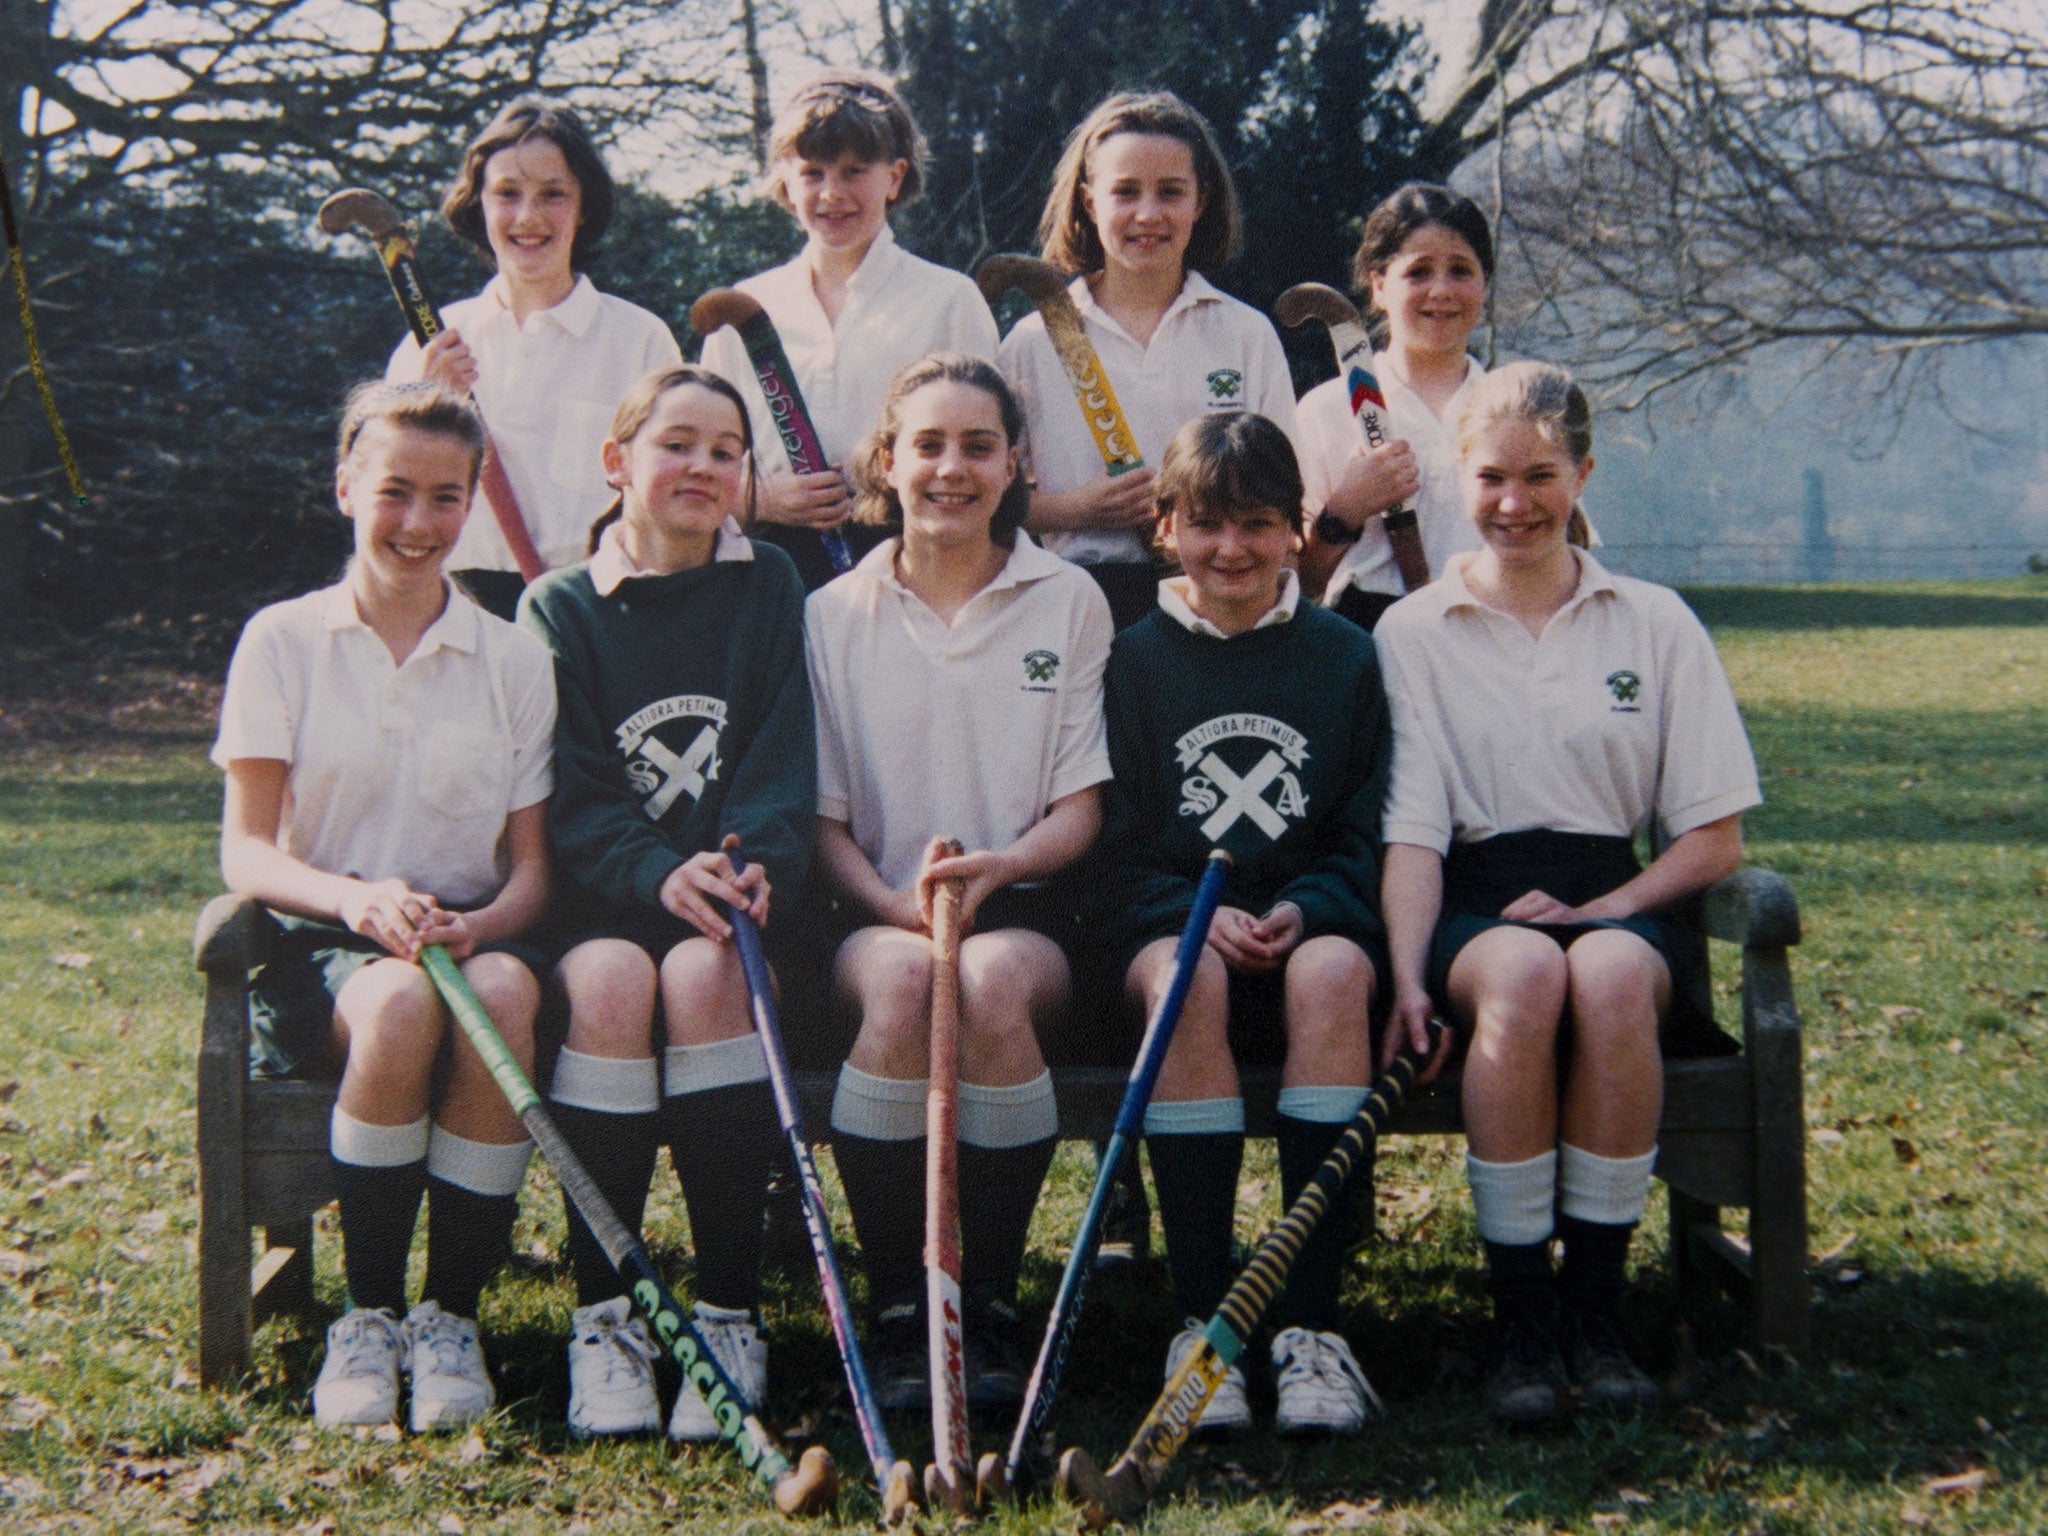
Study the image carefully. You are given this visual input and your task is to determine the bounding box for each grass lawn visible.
[1,577,2043,1534]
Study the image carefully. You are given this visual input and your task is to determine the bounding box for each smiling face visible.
[605,382,750,552]
[1370,222,1488,358]
[1462,416,1593,570]
[783,150,907,256]
[1082,131,1203,281]
[883,379,1019,552]
[338,420,475,589]
[481,138,583,292]
[1166,502,1295,632]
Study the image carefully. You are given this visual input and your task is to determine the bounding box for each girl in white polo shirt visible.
[1001,90,1296,632]
[388,96,683,618]
[806,354,1112,1411]
[516,366,815,1442]
[215,382,555,1433]
[700,70,1000,592]
[1375,362,1761,1428]
[1297,183,1495,633]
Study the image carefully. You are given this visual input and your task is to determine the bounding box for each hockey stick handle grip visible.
[418,944,809,1500]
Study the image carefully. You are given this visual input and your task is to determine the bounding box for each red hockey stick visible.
[318,189,546,584]
[924,845,973,1511]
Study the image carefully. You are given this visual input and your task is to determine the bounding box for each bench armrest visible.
[1704,867,1800,951]
[194,894,277,975]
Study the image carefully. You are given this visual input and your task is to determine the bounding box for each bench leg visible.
[253,1219,317,1323]
[198,1200,253,1388]
[1748,1188,1809,1354]
[1668,1188,1721,1321]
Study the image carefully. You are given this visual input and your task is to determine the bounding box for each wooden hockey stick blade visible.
[689,287,768,336]
[880,1460,920,1526]
[772,1446,841,1518]
[976,253,1142,475]
[923,1459,975,1515]
[317,188,407,241]
[976,1450,1010,1506]
[1056,1447,1146,1529]
[1273,281,1358,333]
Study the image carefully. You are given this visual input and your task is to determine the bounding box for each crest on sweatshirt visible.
[1174,713,1309,841]
[615,695,729,819]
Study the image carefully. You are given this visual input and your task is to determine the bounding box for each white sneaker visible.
[404,1301,495,1431]
[667,1304,767,1443]
[312,1307,405,1428]
[1164,1323,1251,1438]
[1271,1326,1382,1436]
[567,1296,661,1438]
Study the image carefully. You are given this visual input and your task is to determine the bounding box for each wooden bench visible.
[194,869,1806,1387]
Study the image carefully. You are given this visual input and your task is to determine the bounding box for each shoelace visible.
[333,1311,403,1376]
[1277,1330,1384,1413]
[583,1316,658,1386]
[411,1316,475,1374]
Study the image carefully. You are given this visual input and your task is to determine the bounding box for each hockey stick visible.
[317,189,546,584]
[718,846,918,1525]
[976,255,1143,477]
[984,848,1233,1503]
[415,945,837,1517]
[688,290,854,574]
[1057,1028,1439,1527]
[923,849,973,1512]
[0,152,86,504]
[1274,283,1430,592]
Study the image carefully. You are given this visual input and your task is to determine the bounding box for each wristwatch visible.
[1313,509,1364,545]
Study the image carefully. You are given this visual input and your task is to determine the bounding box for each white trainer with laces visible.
[667,1304,767,1443]
[1271,1326,1383,1436]
[312,1307,405,1428]
[567,1296,661,1437]
[1164,1323,1252,1438]
[404,1300,495,1431]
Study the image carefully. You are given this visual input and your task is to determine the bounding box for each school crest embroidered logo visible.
[1173,713,1310,842]
[615,695,728,819]
[1605,669,1643,713]
[1206,368,1243,402]
[1022,649,1061,690]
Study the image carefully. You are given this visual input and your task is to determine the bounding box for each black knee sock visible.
[663,1080,778,1313]
[335,1158,427,1315]
[958,1137,1058,1307]
[833,1133,927,1316]
[1145,1131,1244,1321]
[421,1178,519,1320]
[1558,1214,1635,1325]
[1484,1238,1559,1335]
[549,1101,659,1306]
[1272,1114,1370,1332]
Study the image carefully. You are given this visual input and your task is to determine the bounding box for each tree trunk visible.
[739,0,772,172]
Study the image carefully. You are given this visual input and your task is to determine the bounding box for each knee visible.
[1566,946,1665,1055]
[960,936,1067,1032]
[860,939,934,1022]
[343,962,445,1070]
[559,940,658,1055]
[1284,936,1375,1014]
[461,952,539,1038]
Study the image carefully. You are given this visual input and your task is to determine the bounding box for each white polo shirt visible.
[700,227,1000,478]
[1297,353,1483,602]
[805,534,1113,891]
[213,581,557,910]
[998,272,1298,567]
[1376,551,1759,854]
[386,275,683,573]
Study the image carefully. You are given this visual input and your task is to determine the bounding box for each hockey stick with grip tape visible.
[1274,283,1430,592]
[977,255,1144,478]
[417,944,837,1517]
[983,847,1232,1503]
[720,845,918,1524]
[922,848,974,1512]
[318,189,546,584]
[1057,1024,1441,1527]
[689,289,854,574]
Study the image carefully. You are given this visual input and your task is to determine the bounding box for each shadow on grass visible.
[1680,584,2048,631]
[1743,704,2047,846]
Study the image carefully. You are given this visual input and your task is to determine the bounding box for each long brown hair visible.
[852,355,1031,547]
[442,96,617,271]
[1036,90,1239,276]
[586,366,759,553]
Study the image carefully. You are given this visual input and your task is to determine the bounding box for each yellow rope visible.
[1,153,87,504]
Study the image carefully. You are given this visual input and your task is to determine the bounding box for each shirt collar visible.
[813,225,900,293]
[1157,567,1299,636]
[866,530,1068,599]
[588,517,754,596]
[1070,270,1220,335]
[1438,548,1615,616]
[320,577,479,655]
[484,273,600,337]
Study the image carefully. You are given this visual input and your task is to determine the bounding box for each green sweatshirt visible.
[1094,601,1391,963]
[519,543,815,926]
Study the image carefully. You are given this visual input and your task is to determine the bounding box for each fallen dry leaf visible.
[1924,1467,1996,1496]
[1810,1128,1845,1147]
[456,1433,486,1465]
[1878,1004,1922,1022]
[0,1250,49,1281]
[1892,1137,1921,1167]
[50,952,93,969]
[438,1515,466,1535]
